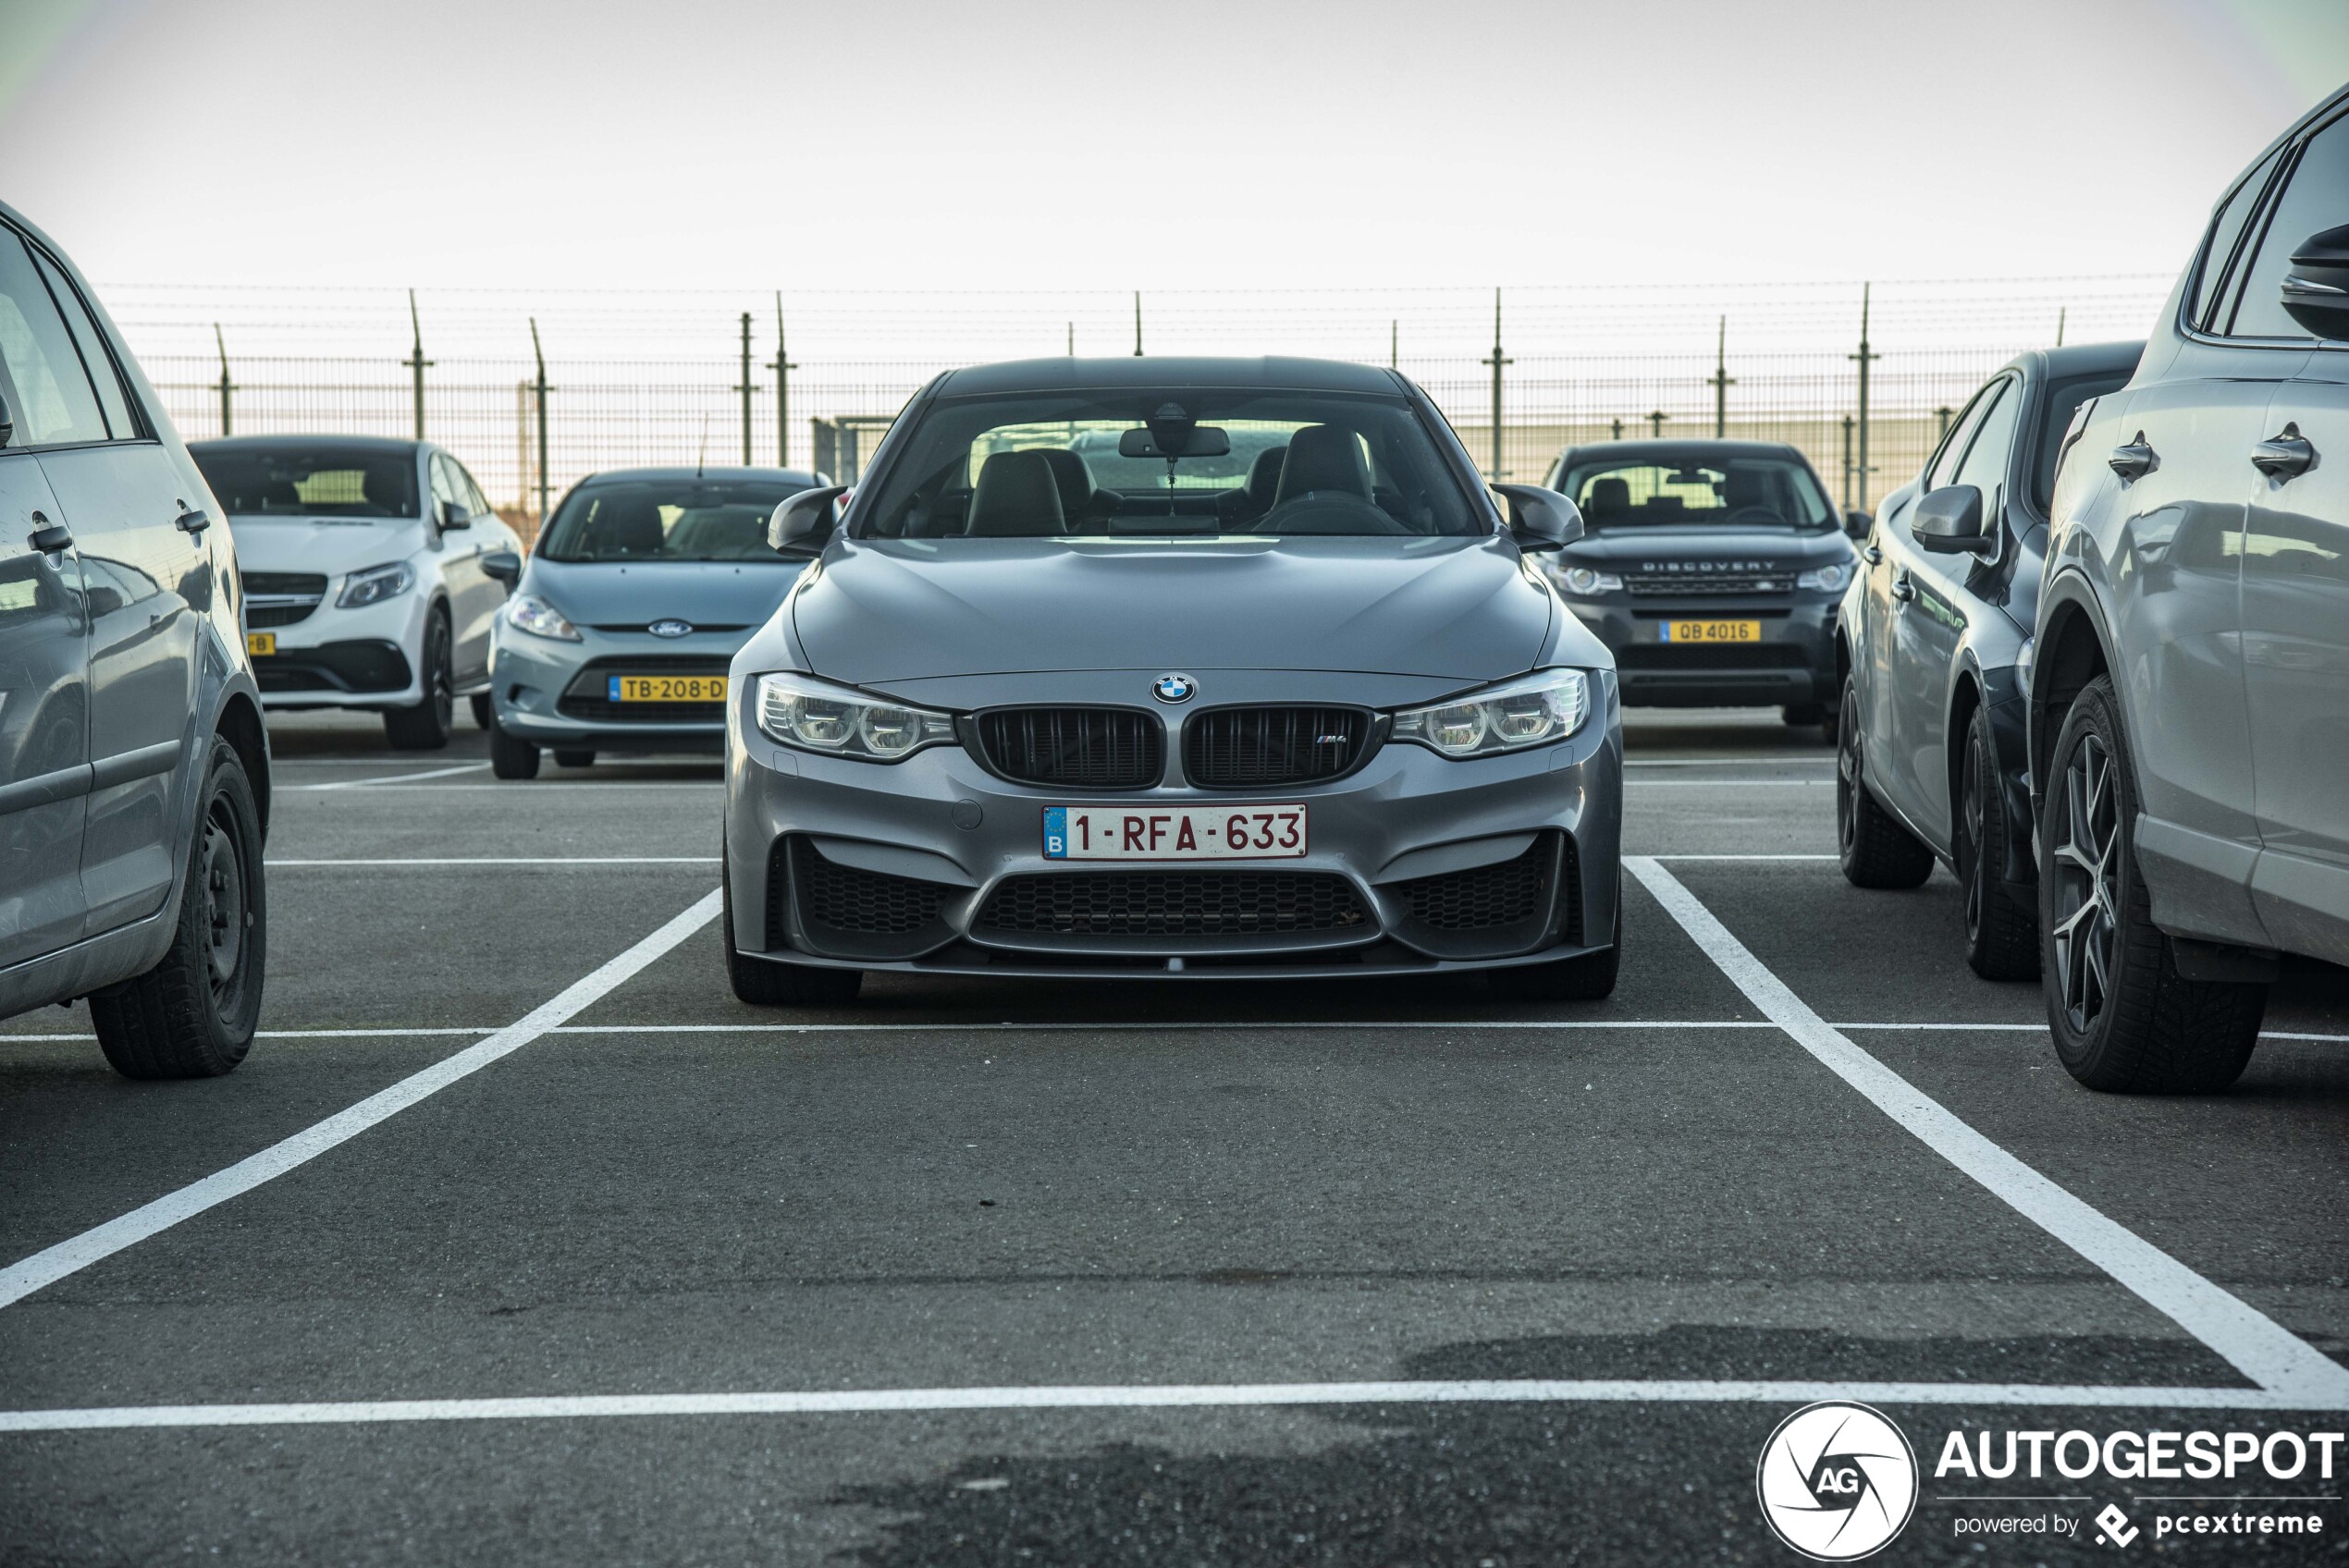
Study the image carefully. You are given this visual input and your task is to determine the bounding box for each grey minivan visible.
[2032,83,2349,1092]
[0,202,270,1077]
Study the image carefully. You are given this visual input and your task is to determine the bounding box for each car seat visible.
[965,449,1067,536]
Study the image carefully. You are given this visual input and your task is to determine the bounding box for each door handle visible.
[2251,423,2316,480]
[1889,571,1914,603]
[174,504,211,534]
[2109,434,2158,482]
[1862,545,1882,565]
[28,510,72,556]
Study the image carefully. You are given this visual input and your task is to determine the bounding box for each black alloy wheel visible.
[1836,676,1933,888]
[1957,706,2037,980]
[385,611,455,750]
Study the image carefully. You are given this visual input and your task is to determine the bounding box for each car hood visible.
[1559,525,1852,570]
[523,557,806,629]
[227,515,432,579]
[791,535,1554,682]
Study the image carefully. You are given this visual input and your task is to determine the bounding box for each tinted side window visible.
[2031,373,2132,513]
[29,246,138,440]
[0,232,109,447]
[2230,112,2349,338]
[2195,145,2285,331]
[1925,383,1997,493]
[429,453,461,517]
[1952,378,2021,504]
[459,463,495,520]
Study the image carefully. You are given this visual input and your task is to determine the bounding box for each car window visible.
[2030,371,2133,513]
[1556,448,1835,530]
[28,245,138,441]
[2195,145,2287,332]
[458,464,496,522]
[1951,377,2021,504]
[1925,383,1998,494]
[190,440,424,518]
[2228,111,2349,338]
[429,453,463,518]
[537,477,809,562]
[0,230,110,447]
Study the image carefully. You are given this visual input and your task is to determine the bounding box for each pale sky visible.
[2,0,2340,296]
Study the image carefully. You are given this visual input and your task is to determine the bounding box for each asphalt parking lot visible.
[4,709,2345,1566]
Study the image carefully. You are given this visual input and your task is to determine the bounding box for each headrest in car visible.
[966,449,1067,536]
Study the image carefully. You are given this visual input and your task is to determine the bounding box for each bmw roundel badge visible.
[1151,672,1197,704]
[648,619,693,638]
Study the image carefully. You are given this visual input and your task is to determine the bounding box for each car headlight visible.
[336,561,415,608]
[1391,668,1591,757]
[1796,560,1854,594]
[755,671,956,762]
[1555,565,1624,596]
[505,594,582,642]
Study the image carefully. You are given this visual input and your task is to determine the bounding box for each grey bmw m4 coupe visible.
[720,358,1623,1004]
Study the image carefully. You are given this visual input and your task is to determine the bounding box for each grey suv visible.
[2032,85,2349,1092]
[0,202,271,1078]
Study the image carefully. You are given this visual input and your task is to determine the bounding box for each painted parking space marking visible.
[266,857,720,867]
[286,763,492,790]
[4,1377,2342,1435]
[0,891,722,1312]
[1625,854,2349,1404]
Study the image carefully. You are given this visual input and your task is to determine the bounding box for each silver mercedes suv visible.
[2032,82,2349,1092]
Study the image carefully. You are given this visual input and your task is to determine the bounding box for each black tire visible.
[469,692,494,729]
[2039,677,2265,1092]
[722,849,862,1006]
[89,739,266,1079]
[1836,675,1935,889]
[488,716,540,780]
[384,611,454,750]
[1781,703,1825,729]
[1489,872,1621,1001]
[1958,704,2038,981]
[553,749,596,770]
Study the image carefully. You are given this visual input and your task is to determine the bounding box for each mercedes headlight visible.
[1796,560,1854,594]
[1555,565,1623,596]
[337,560,415,608]
[755,671,956,762]
[1391,668,1591,757]
[504,594,581,642]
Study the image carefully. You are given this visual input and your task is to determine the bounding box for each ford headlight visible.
[336,560,415,608]
[755,671,956,762]
[1555,565,1623,596]
[505,594,581,642]
[1796,560,1854,594]
[1392,668,1591,757]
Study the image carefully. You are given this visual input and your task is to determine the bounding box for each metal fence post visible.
[213,324,234,437]
[771,295,795,469]
[1611,418,1623,441]
[735,312,754,466]
[1840,415,1854,509]
[1848,283,1878,510]
[1707,314,1734,438]
[1936,405,1954,439]
[1481,289,1510,480]
[403,290,431,440]
[1132,292,1143,357]
[1389,320,1397,370]
[530,318,551,526]
[2056,306,2067,348]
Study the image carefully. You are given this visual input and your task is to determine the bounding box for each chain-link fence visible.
[113,279,2173,535]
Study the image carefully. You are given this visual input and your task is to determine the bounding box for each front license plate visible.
[1659,619,1762,643]
[1044,803,1308,861]
[245,632,276,657]
[609,674,729,703]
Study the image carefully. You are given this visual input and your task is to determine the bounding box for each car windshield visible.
[1556,448,1835,530]
[192,442,420,520]
[855,389,1485,541]
[537,479,811,563]
[2032,372,2132,512]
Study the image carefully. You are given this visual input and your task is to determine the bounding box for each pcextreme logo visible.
[1756,1403,1920,1561]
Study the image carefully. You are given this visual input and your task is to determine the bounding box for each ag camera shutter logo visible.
[1755,1402,1918,1561]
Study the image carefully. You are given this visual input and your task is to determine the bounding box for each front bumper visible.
[724,673,1624,979]
[490,624,750,753]
[249,593,430,709]
[1565,596,1838,708]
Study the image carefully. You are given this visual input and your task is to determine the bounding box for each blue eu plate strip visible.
[1042,806,1068,860]
[607,676,622,700]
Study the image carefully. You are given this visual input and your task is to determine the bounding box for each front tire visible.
[469,692,494,729]
[1958,705,2037,980]
[553,749,596,770]
[488,716,540,779]
[89,739,266,1079]
[722,848,863,1006]
[384,611,454,750]
[1836,675,1934,889]
[2039,677,2265,1092]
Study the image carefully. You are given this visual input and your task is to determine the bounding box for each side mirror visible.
[481,549,522,588]
[769,484,848,555]
[2281,225,2349,339]
[1843,508,1873,540]
[1489,483,1584,551]
[1911,484,1993,556]
[439,499,473,532]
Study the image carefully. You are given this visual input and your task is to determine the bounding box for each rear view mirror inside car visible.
[1117,426,1232,459]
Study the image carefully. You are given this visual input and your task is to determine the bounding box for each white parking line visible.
[1624,855,2349,1405]
[1650,853,1838,862]
[0,890,722,1312]
[286,763,492,790]
[265,858,719,867]
[2,1377,2337,1434]
[1627,779,1834,788]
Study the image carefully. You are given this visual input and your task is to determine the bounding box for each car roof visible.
[1555,439,1814,464]
[933,356,1406,397]
[189,434,422,456]
[2024,339,2144,378]
[576,466,826,486]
